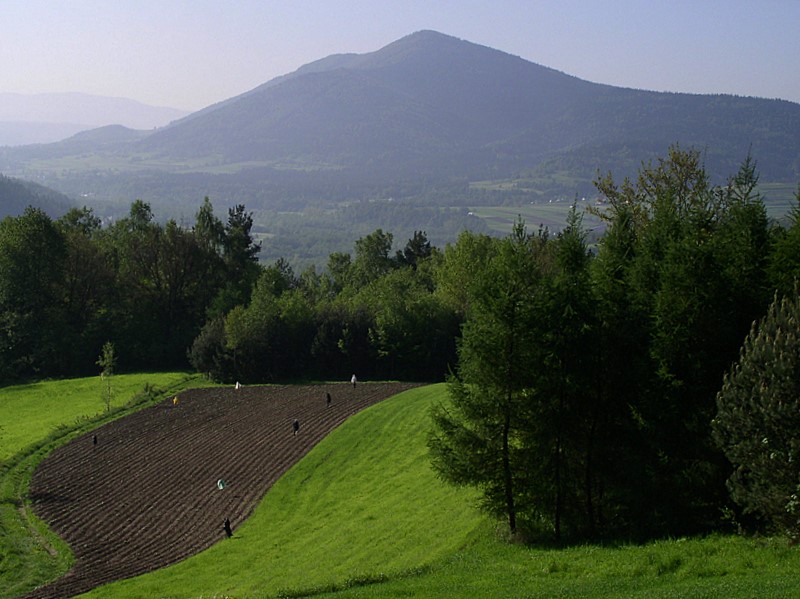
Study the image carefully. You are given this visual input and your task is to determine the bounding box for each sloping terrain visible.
[1,30,798,210]
[0,174,75,218]
[21,382,418,599]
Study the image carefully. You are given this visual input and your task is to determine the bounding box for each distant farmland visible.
[469,182,797,237]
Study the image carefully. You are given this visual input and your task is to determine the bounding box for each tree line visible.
[429,148,800,543]
[2,146,800,542]
[0,195,458,383]
[0,198,261,380]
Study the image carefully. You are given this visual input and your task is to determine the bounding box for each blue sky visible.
[3,0,798,111]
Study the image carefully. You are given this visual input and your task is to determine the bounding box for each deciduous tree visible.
[0,207,67,379]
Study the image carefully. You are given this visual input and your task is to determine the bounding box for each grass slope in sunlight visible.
[0,373,200,461]
[9,380,800,599]
[319,526,800,599]
[80,384,483,598]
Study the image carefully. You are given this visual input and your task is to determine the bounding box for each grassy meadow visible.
[0,372,203,462]
[3,379,800,598]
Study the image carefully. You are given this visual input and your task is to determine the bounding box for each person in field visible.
[293,419,300,435]
[351,374,357,388]
[223,517,233,538]
[326,391,332,407]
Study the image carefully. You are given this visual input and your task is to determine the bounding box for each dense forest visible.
[2,147,800,543]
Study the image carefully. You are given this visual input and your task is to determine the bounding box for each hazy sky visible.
[3,0,799,112]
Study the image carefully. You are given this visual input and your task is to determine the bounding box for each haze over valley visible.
[0,92,189,146]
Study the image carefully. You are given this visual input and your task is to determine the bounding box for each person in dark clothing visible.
[326,392,332,407]
[92,434,97,446]
[293,419,300,435]
[224,517,233,538]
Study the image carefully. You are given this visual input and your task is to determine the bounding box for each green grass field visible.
[312,526,800,599]
[4,379,800,598]
[0,372,203,462]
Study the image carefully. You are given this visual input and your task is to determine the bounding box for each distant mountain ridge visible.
[0,92,190,146]
[1,30,798,208]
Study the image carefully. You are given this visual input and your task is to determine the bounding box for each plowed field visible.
[21,382,418,599]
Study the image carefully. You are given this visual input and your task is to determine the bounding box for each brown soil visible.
[20,382,419,599]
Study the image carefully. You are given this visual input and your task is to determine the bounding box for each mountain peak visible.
[3,30,798,205]
[395,29,463,43]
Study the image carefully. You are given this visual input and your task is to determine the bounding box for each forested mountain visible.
[0,174,75,218]
[145,29,800,180]
[1,30,798,211]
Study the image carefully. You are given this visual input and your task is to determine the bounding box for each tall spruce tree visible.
[539,205,598,540]
[713,289,800,539]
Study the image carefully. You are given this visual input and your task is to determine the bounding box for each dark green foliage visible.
[0,207,68,379]
[187,317,231,381]
[215,204,262,314]
[396,230,433,270]
[104,202,222,370]
[591,147,772,536]
[351,229,396,287]
[596,148,768,532]
[430,213,613,541]
[430,225,541,535]
[0,198,264,381]
[310,299,375,380]
[359,265,458,380]
[536,206,601,541]
[223,273,316,382]
[767,186,800,297]
[713,290,800,539]
[430,148,780,544]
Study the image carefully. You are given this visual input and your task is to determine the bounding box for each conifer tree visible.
[713,290,800,539]
[429,221,549,536]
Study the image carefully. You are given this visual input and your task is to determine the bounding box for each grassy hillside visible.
[5,380,800,598]
[78,384,483,598]
[317,529,800,598]
[79,384,800,599]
